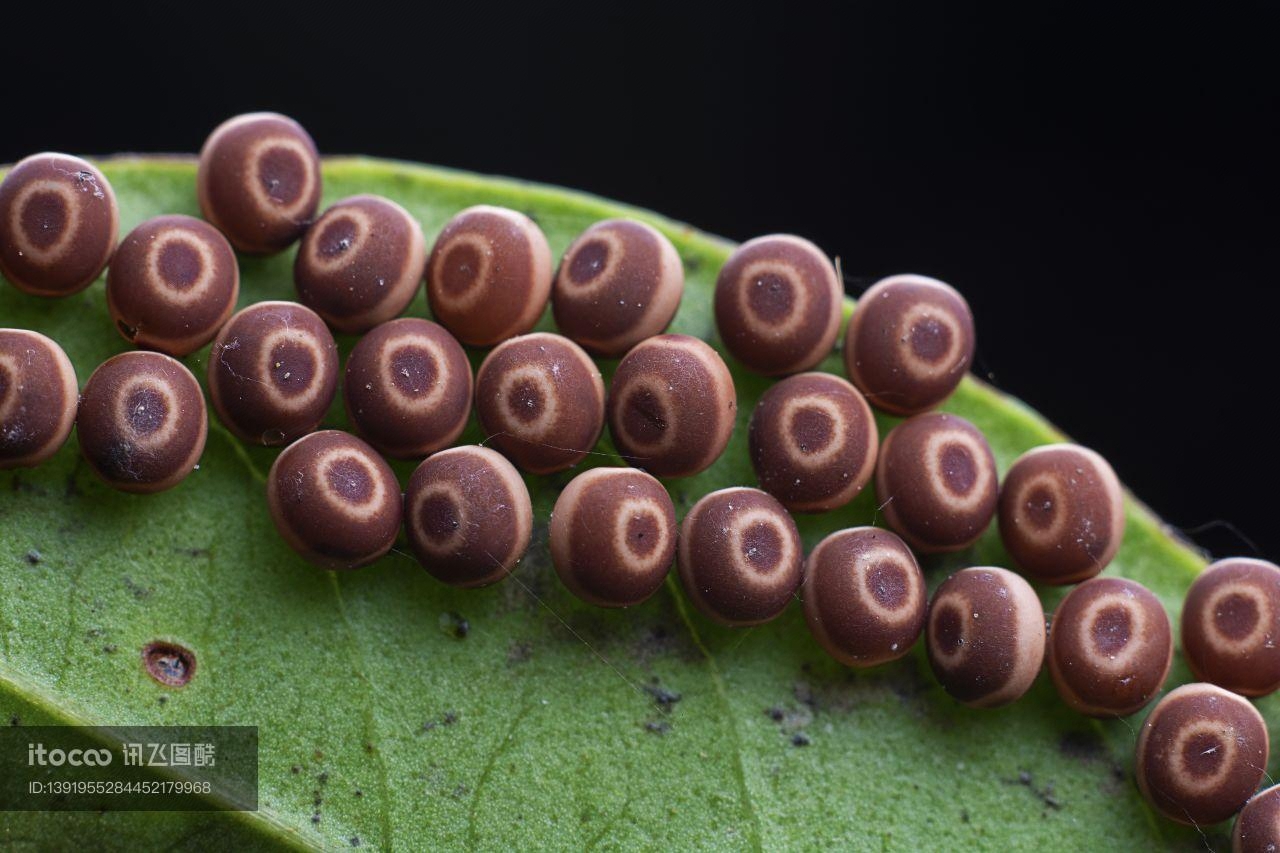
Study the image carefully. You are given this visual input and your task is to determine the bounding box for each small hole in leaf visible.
[143,641,196,688]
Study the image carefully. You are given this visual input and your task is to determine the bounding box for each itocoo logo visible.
[27,743,112,766]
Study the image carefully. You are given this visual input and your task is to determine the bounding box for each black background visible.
[3,3,1277,559]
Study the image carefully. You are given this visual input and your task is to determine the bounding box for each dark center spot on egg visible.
[569,239,610,284]
[125,386,168,436]
[789,405,834,455]
[158,239,203,289]
[143,641,196,688]
[626,511,660,558]
[865,559,909,610]
[258,144,308,205]
[420,494,462,539]
[269,341,317,395]
[318,216,359,258]
[741,521,782,573]
[389,346,437,397]
[326,457,373,503]
[933,602,966,656]
[746,272,795,324]
[939,442,977,495]
[622,386,669,445]
[441,243,483,296]
[1181,730,1227,778]
[1215,592,1261,641]
[20,190,68,249]
[909,314,952,362]
[1024,485,1057,529]
[507,378,545,424]
[1090,604,1133,656]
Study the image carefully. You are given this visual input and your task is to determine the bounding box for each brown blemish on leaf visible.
[507,640,533,664]
[142,641,196,687]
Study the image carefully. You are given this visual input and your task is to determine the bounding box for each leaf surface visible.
[0,157,1254,851]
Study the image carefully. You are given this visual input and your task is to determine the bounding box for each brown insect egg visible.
[1182,558,1280,698]
[197,112,322,255]
[1047,577,1172,717]
[0,329,78,469]
[843,274,975,415]
[875,412,998,552]
[474,332,604,474]
[552,218,684,356]
[748,372,877,513]
[404,445,533,588]
[343,318,472,460]
[998,443,1126,585]
[1136,683,1269,827]
[606,334,736,478]
[803,527,927,667]
[1234,784,1280,853]
[76,352,207,494]
[294,195,426,334]
[925,567,1046,708]
[267,430,402,570]
[106,214,239,356]
[0,153,118,297]
[207,301,339,446]
[426,205,553,346]
[713,235,842,376]
[549,467,677,607]
[677,487,803,626]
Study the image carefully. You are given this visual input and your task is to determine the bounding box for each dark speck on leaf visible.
[644,679,682,711]
[1007,770,1063,811]
[24,549,41,565]
[291,765,301,774]
[350,837,361,847]
[319,771,329,784]
[1059,730,1107,763]
[311,814,321,825]
[961,810,970,823]
[791,732,812,747]
[157,696,168,705]
[644,720,671,735]
[439,612,469,639]
[443,711,458,726]
[9,715,19,726]
[765,706,785,722]
[354,789,362,797]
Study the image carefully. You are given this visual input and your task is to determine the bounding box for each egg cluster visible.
[2,113,1276,842]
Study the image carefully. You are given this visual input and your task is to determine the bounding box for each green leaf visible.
[0,157,1253,851]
